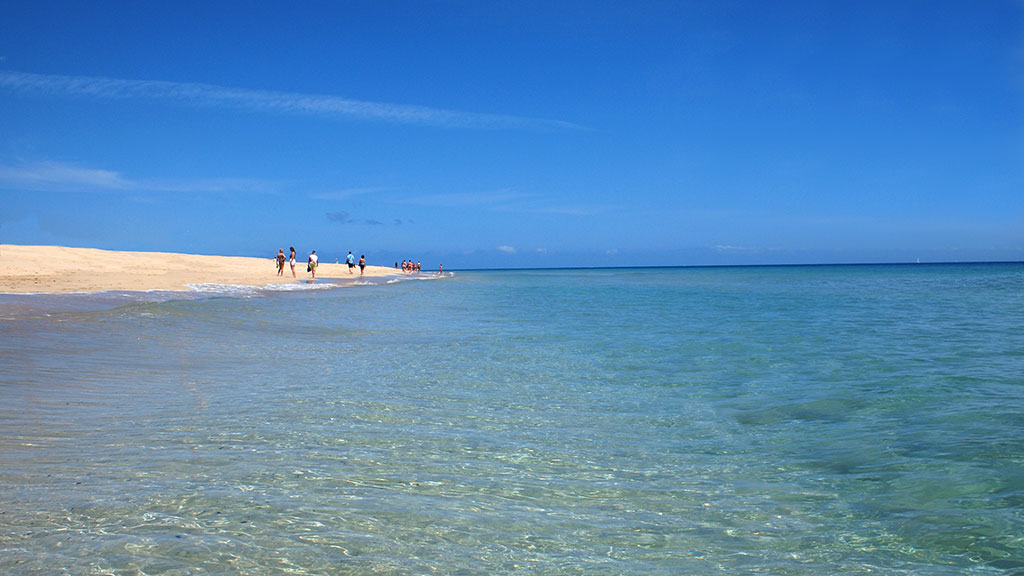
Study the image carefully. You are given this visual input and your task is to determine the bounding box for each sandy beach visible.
[0,245,401,294]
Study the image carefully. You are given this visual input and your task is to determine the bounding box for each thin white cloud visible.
[395,188,608,216]
[310,187,399,201]
[0,160,274,194]
[533,204,605,216]
[0,161,130,192]
[496,245,517,254]
[0,70,583,131]
[397,189,531,208]
[326,211,387,226]
[716,242,770,252]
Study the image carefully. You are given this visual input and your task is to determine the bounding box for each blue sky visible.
[1,0,1021,268]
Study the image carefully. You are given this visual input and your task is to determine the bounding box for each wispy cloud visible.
[0,160,130,192]
[326,211,386,226]
[0,160,274,194]
[496,245,517,254]
[531,204,605,216]
[394,188,612,216]
[0,70,583,131]
[310,187,399,201]
[712,245,774,255]
[396,189,532,208]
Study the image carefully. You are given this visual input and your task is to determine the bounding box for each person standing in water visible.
[308,250,318,281]
[289,247,296,278]
[275,249,286,276]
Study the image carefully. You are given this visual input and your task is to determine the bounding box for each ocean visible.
[1,264,1022,575]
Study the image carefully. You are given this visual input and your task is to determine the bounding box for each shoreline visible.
[0,245,402,295]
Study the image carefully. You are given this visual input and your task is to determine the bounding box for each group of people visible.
[399,260,422,273]
[275,247,364,281]
[274,249,445,280]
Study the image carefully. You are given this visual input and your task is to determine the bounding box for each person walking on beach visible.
[275,249,286,276]
[359,254,366,275]
[307,250,318,281]
[347,251,356,274]
[289,247,296,278]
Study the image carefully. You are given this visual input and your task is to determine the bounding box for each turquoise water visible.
[1,264,1022,574]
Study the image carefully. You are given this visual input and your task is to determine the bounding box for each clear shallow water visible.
[1,264,1022,575]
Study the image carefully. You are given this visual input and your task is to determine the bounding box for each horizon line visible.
[444,260,1024,272]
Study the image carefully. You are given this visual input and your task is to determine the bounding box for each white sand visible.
[0,245,398,294]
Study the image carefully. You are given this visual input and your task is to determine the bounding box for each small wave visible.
[185,283,265,297]
[384,272,452,284]
[259,282,340,292]
[1,275,437,318]
[185,281,343,296]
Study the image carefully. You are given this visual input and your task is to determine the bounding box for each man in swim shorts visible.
[308,250,318,280]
